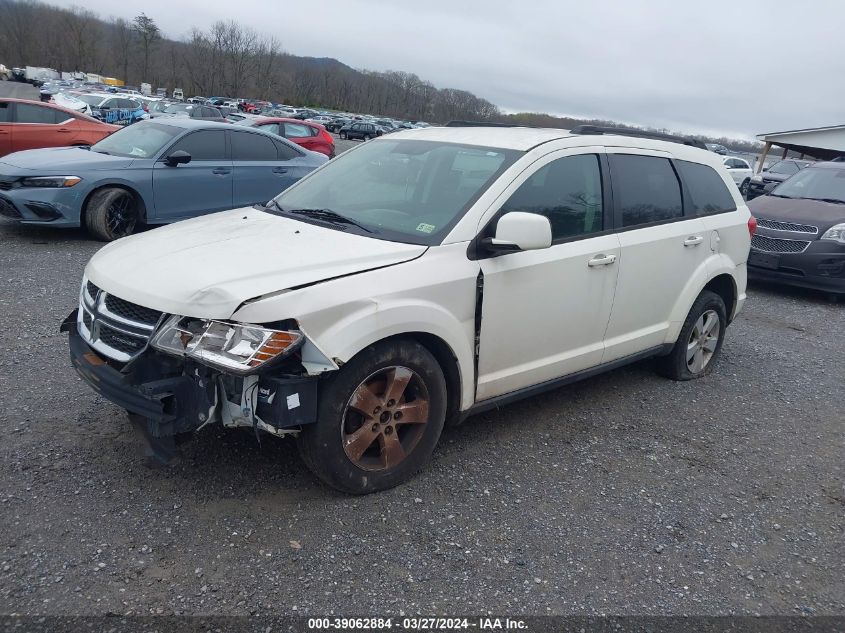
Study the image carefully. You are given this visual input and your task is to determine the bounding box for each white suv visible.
[63,124,753,494]
[722,156,753,196]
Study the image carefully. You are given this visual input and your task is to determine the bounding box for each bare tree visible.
[132,12,160,83]
[110,17,133,84]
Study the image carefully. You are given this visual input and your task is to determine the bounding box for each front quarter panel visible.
[231,243,480,410]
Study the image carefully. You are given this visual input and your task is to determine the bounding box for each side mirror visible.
[762,167,768,172]
[164,150,191,167]
[483,212,552,253]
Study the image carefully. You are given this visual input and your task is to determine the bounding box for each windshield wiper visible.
[767,194,793,198]
[287,208,376,233]
[806,197,845,205]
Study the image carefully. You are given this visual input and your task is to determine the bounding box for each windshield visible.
[75,94,104,106]
[164,104,192,114]
[768,161,801,176]
[270,139,520,244]
[771,167,845,203]
[150,100,170,112]
[90,121,181,158]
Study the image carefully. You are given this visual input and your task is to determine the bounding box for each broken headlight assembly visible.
[150,316,303,375]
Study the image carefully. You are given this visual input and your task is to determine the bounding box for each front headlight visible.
[820,223,845,245]
[751,175,763,183]
[150,316,303,374]
[20,176,81,188]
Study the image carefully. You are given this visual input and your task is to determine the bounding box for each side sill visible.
[460,344,672,421]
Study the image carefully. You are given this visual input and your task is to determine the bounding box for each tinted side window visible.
[676,160,736,216]
[15,103,61,124]
[231,132,277,161]
[170,130,226,160]
[500,154,604,240]
[611,155,683,227]
[274,139,301,161]
[0,102,9,123]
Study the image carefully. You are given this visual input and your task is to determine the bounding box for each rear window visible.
[676,160,736,215]
[0,102,9,123]
[610,154,683,227]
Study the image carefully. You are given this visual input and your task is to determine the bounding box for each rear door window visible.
[610,154,683,227]
[284,123,312,138]
[676,160,737,215]
[273,139,301,161]
[231,131,278,161]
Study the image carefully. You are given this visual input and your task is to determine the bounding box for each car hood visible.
[749,195,845,231]
[85,208,427,320]
[0,147,134,172]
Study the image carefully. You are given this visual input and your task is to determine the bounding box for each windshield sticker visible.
[416,223,435,234]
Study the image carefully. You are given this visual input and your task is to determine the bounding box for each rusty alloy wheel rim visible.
[341,366,430,472]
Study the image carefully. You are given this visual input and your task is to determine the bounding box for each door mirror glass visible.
[486,212,552,253]
[164,150,191,166]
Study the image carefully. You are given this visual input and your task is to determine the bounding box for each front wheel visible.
[297,339,447,494]
[739,178,750,197]
[363,134,371,141]
[656,290,727,380]
[339,132,347,139]
[84,187,139,241]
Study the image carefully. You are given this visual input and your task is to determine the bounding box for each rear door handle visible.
[588,254,617,267]
[212,168,231,175]
[684,235,704,247]
[56,128,71,133]
[272,167,288,174]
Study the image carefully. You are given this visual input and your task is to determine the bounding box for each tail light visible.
[748,216,757,237]
[321,129,334,146]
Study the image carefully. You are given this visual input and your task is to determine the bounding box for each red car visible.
[0,98,119,157]
[237,117,335,158]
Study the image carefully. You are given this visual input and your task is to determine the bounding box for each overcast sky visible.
[53,0,844,139]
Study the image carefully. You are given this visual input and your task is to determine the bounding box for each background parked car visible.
[0,98,118,156]
[236,117,335,157]
[339,121,382,141]
[706,143,729,155]
[747,161,845,296]
[71,93,147,126]
[149,103,227,122]
[722,156,753,196]
[0,119,328,240]
[746,159,814,200]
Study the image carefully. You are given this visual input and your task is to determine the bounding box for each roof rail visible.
[569,125,708,150]
[445,120,519,128]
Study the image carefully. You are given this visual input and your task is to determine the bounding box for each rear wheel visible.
[656,290,727,380]
[363,134,371,141]
[84,187,139,241]
[297,339,446,494]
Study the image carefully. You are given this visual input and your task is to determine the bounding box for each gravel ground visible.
[0,129,842,617]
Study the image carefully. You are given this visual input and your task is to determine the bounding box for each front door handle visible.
[212,168,231,175]
[56,128,71,133]
[684,235,704,247]
[588,254,617,267]
[272,167,288,174]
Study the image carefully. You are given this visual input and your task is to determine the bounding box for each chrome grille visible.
[78,279,163,362]
[751,234,810,254]
[757,218,818,234]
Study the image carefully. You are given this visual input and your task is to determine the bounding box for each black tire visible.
[84,187,139,241]
[363,134,371,141]
[297,339,447,494]
[739,178,750,197]
[656,290,727,381]
[339,132,347,139]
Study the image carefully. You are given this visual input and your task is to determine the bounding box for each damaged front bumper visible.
[63,310,320,439]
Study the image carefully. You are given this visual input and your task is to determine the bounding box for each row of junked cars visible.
[1,82,843,491]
